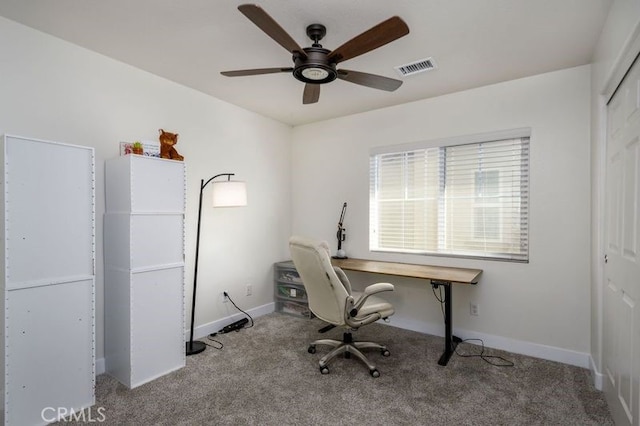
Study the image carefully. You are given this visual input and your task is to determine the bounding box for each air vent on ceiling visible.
[394,57,437,77]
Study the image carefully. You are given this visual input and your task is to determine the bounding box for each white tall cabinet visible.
[1,135,95,425]
[104,155,185,389]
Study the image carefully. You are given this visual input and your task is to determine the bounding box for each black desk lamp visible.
[186,173,247,356]
[333,202,347,259]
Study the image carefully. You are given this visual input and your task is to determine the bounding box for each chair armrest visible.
[351,282,394,315]
[363,282,394,296]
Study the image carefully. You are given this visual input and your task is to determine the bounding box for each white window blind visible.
[370,135,529,261]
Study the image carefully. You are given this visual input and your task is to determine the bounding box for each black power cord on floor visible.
[431,284,514,367]
[454,338,514,367]
[205,336,224,350]
[207,291,255,350]
[224,292,254,330]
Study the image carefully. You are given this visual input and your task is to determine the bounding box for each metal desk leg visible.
[434,281,461,366]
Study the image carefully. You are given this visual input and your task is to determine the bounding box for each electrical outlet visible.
[222,292,228,303]
[470,302,479,316]
[245,284,252,296]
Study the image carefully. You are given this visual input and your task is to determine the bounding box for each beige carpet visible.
[61,312,612,425]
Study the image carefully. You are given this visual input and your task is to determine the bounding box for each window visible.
[474,170,500,239]
[369,131,529,261]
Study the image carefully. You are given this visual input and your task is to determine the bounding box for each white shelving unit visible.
[104,155,185,389]
[1,135,95,425]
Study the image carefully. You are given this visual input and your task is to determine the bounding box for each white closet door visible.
[603,56,640,426]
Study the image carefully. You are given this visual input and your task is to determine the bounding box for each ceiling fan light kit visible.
[293,25,337,85]
[221,4,410,104]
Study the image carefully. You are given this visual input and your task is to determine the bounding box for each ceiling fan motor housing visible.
[293,47,338,84]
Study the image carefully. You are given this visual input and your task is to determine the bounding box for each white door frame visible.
[593,20,640,391]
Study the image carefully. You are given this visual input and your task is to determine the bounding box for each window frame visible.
[369,128,530,263]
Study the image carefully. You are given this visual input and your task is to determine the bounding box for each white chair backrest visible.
[289,236,350,325]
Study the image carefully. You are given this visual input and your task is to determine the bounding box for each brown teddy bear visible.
[159,129,184,161]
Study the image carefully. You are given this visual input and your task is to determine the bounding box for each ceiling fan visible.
[221,4,410,104]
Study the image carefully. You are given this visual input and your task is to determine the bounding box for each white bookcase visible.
[1,135,95,425]
[104,155,185,389]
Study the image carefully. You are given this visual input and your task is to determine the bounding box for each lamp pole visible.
[186,173,235,356]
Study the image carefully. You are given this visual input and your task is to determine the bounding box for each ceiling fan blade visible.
[221,67,293,77]
[328,16,409,64]
[238,4,307,58]
[337,69,403,91]
[303,84,320,104]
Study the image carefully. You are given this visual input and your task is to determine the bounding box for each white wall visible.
[292,65,592,366]
[589,0,640,386]
[0,17,292,364]
[0,8,606,373]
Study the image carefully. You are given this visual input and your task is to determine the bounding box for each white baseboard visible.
[191,302,275,340]
[387,316,590,369]
[590,355,604,390]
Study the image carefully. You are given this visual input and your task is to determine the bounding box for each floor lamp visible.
[186,173,247,356]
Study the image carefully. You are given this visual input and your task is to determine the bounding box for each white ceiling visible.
[0,0,612,126]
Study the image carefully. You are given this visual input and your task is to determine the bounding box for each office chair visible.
[289,236,395,377]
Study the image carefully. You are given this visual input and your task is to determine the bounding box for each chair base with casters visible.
[308,331,391,377]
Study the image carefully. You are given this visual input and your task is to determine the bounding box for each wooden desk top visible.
[331,258,482,284]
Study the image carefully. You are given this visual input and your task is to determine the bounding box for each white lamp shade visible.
[212,180,247,207]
